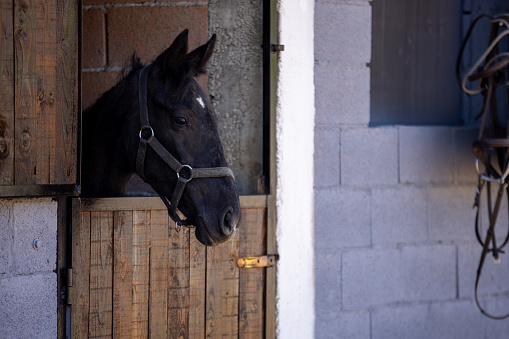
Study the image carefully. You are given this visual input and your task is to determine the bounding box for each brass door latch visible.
[237,254,279,268]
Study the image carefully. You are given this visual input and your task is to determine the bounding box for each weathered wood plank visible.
[189,233,206,338]
[89,211,114,338]
[34,0,57,184]
[72,205,90,339]
[206,233,240,338]
[113,210,134,338]
[0,0,15,185]
[168,226,190,338]
[132,210,150,337]
[265,196,277,339]
[81,195,266,211]
[14,0,37,184]
[6,0,77,187]
[149,210,169,337]
[239,208,267,338]
[54,0,78,184]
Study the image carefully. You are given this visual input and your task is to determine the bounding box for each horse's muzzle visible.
[195,205,240,246]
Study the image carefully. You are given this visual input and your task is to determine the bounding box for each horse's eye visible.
[172,117,188,126]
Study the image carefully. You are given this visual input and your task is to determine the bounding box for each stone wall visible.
[314,0,509,338]
[0,199,58,338]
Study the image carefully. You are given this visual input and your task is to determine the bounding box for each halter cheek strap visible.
[136,66,235,230]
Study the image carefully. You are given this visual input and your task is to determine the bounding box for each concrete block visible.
[372,186,428,245]
[314,126,340,187]
[315,252,342,317]
[341,127,398,186]
[0,273,57,338]
[13,199,57,274]
[458,243,509,299]
[372,301,486,339]
[0,201,12,274]
[399,127,454,184]
[315,3,371,66]
[428,186,477,242]
[454,128,478,184]
[315,63,370,126]
[481,296,509,336]
[315,188,371,250]
[342,245,456,309]
[372,304,429,339]
[315,310,370,339]
[108,6,207,66]
[83,9,106,69]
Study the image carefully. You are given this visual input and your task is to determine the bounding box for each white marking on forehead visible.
[196,96,205,109]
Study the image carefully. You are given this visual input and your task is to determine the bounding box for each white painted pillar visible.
[276,0,315,338]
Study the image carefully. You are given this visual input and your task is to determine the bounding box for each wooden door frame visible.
[57,0,279,337]
[264,0,279,338]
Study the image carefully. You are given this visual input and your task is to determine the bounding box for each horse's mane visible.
[84,54,144,116]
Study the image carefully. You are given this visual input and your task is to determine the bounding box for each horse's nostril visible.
[222,208,239,235]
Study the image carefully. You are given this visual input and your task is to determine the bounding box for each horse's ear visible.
[184,34,216,76]
[155,29,189,70]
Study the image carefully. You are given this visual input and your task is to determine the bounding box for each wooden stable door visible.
[69,196,274,338]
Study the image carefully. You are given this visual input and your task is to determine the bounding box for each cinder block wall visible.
[314,1,509,338]
[82,0,208,109]
[0,199,58,338]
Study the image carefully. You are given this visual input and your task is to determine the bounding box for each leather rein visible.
[135,66,234,231]
[458,13,509,320]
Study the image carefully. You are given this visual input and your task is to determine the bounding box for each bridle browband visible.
[135,65,235,231]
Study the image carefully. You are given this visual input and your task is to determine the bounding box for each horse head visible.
[131,30,241,246]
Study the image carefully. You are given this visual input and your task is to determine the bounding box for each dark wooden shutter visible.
[0,0,79,197]
[371,0,462,125]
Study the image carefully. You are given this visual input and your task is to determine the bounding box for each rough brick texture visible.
[107,5,207,66]
[315,252,342,317]
[342,245,456,310]
[315,63,370,125]
[428,185,477,242]
[83,9,107,69]
[372,300,509,339]
[399,127,454,184]
[314,126,340,188]
[316,311,370,339]
[341,127,398,186]
[371,186,428,245]
[315,188,371,250]
[82,71,121,109]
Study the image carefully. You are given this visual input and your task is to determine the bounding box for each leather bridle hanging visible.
[458,13,509,320]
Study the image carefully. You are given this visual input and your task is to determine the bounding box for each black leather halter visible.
[136,66,234,230]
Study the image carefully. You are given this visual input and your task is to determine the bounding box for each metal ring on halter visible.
[175,221,182,233]
[139,126,154,140]
[176,164,193,182]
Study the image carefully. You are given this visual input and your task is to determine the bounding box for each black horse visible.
[81,30,241,246]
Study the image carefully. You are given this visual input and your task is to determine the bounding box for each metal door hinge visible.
[270,44,284,53]
[237,254,279,268]
[61,268,73,305]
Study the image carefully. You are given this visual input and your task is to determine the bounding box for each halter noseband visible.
[135,66,234,231]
